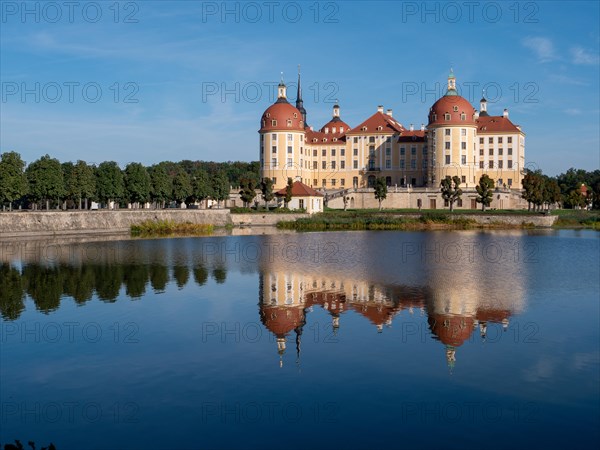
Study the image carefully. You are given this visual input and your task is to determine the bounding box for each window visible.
[272,177,276,184]
[286,120,291,127]
[489,161,494,169]
[313,179,317,185]
[341,161,345,169]
[287,158,292,165]
[322,149,326,157]
[479,161,484,169]
[331,161,336,169]
[445,129,451,136]
[287,134,293,141]
[508,178,513,186]
[508,148,513,155]
[411,147,416,155]
[272,146,277,154]
[400,160,405,169]
[322,179,326,186]
[445,155,451,164]
[271,120,277,126]
[508,137,512,143]
[453,105,459,112]
[386,148,391,156]
[489,148,494,155]
[461,155,466,164]
[353,137,358,143]
[331,148,336,156]
[423,147,428,155]
[385,160,391,169]
[488,137,493,144]
[313,161,317,169]
[479,137,484,144]
[461,129,466,136]
[461,113,466,120]
[287,146,292,154]
[299,199,304,209]
[353,160,358,169]
[461,142,466,150]
[498,161,503,169]
[313,149,317,157]
[341,178,345,186]
[508,160,513,169]
[461,175,466,183]
[272,134,277,140]
[445,114,451,121]
[340,149,345,156]
[272,158,278,167]
[411,159,416,169]
[400,148,405,156]
[445,142,451,150]
[300,147,303,155]
[353,148,358,156]
[331,179,336,186]
[498,137,503,143]
[479,148,484,156]
[457,198,463,207]
[369,136,375,143]
[322,161,326,169]
[499,148,503,156]
[369,146,375,156]
[422,159,428,169]
[386,137,391,143]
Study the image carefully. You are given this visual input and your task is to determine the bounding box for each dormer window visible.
[377,126,383,131]
[287,119,292,127]
[325,127,329,134]
[433,114,437,121]
[362,126,367,131]
[333,138,337,142]
[262,120,266,127]
[332,127,336,134]
[293,113,298,118]
[444,114,451,121]
[340,127,344,133]
[266,113,271,118]
[300,121,303,127]
[453,106,458,112]
[272,120,277,126]
[461,113,466,121]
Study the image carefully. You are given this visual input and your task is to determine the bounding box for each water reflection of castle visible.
[258,271,524,368]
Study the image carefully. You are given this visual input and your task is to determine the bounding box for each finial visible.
[297,64,300,75]
[280,71,284,83]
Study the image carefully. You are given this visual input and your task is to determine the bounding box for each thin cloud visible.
[571,46,600,65]
[522,37,557,63]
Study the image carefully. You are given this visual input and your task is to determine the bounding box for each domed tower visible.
[320,102,351,135]
[427,70,478,187]
[259,74,306,190]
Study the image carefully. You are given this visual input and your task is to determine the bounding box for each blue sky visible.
[1,0,598,175]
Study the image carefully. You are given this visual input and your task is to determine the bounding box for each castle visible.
[259,69,526,209]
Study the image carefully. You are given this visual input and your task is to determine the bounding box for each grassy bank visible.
[131,219,214,237]
[552,210,600,229]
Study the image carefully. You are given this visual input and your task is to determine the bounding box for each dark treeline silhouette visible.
[0,262,226,320]
[0,151,260,211]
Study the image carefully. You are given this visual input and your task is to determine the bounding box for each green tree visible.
[124,162,151,208]
[0,151,28,211]
[211,172,230,208]
[284,178,293,208]
[239,173,257,207]
[191,167,212,207]
[521,170,543,211]
[148,163,172,209]
[172,169,192,205]
[261,177,274,209]
[475,174,494,211]
[374,177,388,211]
[96,161,125,208]
[440,176,462,212]
[26,154,65,210]
[542,177,561,210]
[76,160,97,209]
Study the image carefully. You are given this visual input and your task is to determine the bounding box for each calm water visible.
[1,230,599,449]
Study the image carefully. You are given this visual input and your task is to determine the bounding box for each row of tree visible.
[0,152,261,210]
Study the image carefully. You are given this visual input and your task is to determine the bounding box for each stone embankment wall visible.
[230,213,309,226]
[0,210,231,237]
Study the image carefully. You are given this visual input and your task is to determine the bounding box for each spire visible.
[295,65,308,126]
[445,68,458,96]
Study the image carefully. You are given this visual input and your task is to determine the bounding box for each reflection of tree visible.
[123,264,149,299]
[193,265,209,286]
[0,264,25,320]
[149,264,169,292]
[22,264,63,314]
[62,264,95,305]
[212,266,227,284]
[94,264,124,302]
[173,265,190,289]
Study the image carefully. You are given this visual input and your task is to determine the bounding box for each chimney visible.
[386,109,393,117]
[377,105,384,113]
[420,123,425,131]
[503,108,509,118]
[309,126,313,131]
[325,127,329,134]
[409,123,414,131]
[474,110,480,120]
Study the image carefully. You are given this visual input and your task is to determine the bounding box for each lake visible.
[1,229,599,449]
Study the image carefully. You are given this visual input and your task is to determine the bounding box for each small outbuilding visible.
[275,181,324,214]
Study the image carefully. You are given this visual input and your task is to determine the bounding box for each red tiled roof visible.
[305,128,347,145]
[275,181,324,197]
[428,95,477,126]
[259,101,304,132]
[476,116,521,133]
[347,111,404,134]
[427,313,475,347]
[319,118,351,135]
[397,130,427,142]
